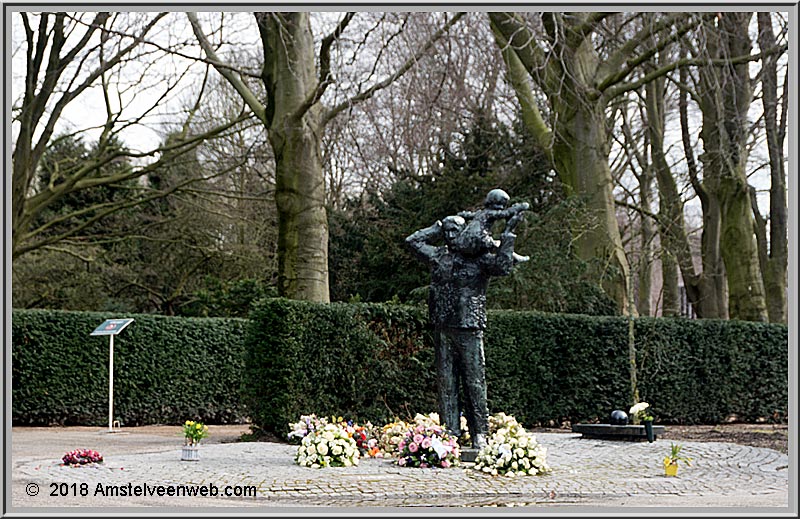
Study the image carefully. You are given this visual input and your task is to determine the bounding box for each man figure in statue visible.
[405,192,529,449]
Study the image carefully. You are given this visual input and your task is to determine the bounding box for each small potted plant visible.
[663,442,692,476]
[181,420,209,461]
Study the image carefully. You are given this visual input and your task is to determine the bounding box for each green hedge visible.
[12,309,248,426]
[242,300,437,435]
[13,303,788,430]
[634,317,788,424]
[244,299,788,434]
[484,311,632,425]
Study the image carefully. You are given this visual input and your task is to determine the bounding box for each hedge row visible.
[633,317,788,423]
[241,301,437,435]
[12,309,248,425]
[244,300,788,434]
[13,303,788,430]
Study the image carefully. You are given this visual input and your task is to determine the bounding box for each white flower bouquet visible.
[629,402,651,425]
[473,422,550,477]
[287,414,329,443]
[488,412,520,432]
[378,419,412,456]
[295,423,360,468]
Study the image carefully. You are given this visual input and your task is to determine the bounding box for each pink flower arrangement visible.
[395,423,460,469]
[61,449,103,466]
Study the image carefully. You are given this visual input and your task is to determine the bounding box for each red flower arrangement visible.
[61,449,104,466]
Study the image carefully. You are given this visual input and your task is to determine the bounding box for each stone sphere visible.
[610,410,629,425]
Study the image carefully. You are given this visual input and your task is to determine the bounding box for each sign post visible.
[90,318,134,433]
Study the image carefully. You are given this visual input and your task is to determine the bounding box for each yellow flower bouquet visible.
[182,420,210,446]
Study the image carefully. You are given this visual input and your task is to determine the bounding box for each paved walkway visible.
[9,426,792,511]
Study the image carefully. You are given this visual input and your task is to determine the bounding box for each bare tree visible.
[615,93,658,316]
[752,12,788,323]
[322,13,513,207]
[694,12,767,321]
[489,12,700,315]
[11,12,246,260]
[188,12,464,302]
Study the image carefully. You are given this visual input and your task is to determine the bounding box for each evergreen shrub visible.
[12,309,248,425]
[244,300,788,433]
[13,303,787,429]
[242,299,436,435]
[634,317,788,423]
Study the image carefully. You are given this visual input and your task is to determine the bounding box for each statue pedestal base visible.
[460,448,480,463]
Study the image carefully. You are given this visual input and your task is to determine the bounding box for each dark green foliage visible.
[179,278,278,318]
[634,318,789,424]
[328,114,617,315]
[15,132,278,316]
[243,300,787,433]
[12,309,248,425]
[33,133,135,239]
[486,197,618,315]
[13,304,787,429]
[484,311,631,424]
[242,299,437,435]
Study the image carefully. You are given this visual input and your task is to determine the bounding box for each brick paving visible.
[10,428,791,510]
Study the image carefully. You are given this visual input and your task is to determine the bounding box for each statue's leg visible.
[435,330,461,439]
[458,329,489,449]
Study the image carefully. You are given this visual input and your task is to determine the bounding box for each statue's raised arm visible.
[405,220,443,263]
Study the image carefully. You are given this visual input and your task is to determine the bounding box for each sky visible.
[9,10,789,223]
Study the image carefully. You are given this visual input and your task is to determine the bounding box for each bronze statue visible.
[456,188,530,257]
[405,189,529,449]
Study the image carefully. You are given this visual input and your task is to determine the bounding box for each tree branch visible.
[596,15,698,96]
[491,16,554,160]
[488,12,559,91]
[323,12,465,125]
[678,55,706,206]
[615,199,663,225]
[603,44,787,100]
[187,12,267,123]
[291,12,356,121]
[23,113,248,233]
[15,149,244,258]
[601,13,692,86]
[30,13,168,173]
[566,12,614,49]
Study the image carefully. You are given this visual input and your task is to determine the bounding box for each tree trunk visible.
[271,120,330,302]
[257,13,330,302]
[551,103,631,314]
[490,12,632,314]
[718,177,766,321]
[637,165,654,317]
[677,61,728,319]
[644,77,682,317]
[697,196,729,318]
[697,12,766,321]
[756,12,788,324]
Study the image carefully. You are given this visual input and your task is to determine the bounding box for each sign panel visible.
[90,318,134,336]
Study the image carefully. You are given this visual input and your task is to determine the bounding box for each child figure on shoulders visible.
[455,188,530,263]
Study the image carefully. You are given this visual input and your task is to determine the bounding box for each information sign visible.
[90,318,134,336]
